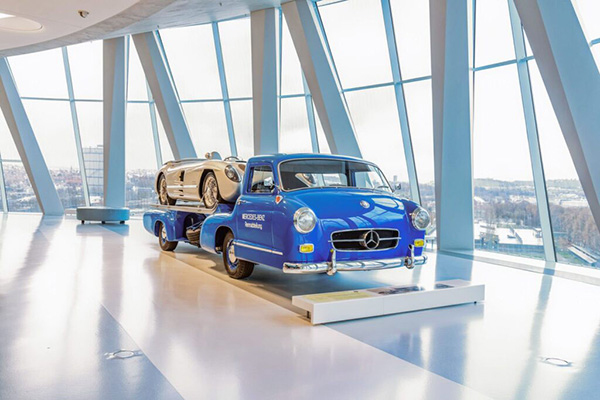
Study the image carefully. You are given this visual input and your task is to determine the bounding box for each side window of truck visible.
[249,165,274,194]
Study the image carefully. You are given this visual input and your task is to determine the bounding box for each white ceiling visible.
[0,0,140,51]
[0,0,284,57]
[111,0,282,35]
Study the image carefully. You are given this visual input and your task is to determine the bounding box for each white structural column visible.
[430,0,474,251]
[132,32,196,160]
[514,0,600,233]
[251,8,280,155]
[0,58,63,215]
[103,37,128,208]
[508,0,556,261]
[282,0,361,157]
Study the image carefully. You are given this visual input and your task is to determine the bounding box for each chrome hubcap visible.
[204,176,218,207]
[160,178,168,203]
[228,242,237,263]
[160,225,167,243]
[226,239,238,270]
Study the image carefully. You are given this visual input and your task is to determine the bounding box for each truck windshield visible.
[279,159,392,192]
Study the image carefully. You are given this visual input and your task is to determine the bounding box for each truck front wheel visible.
[222,231,255,279]
[158,222,178,251]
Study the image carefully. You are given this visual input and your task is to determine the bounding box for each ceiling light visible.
[540,357,572,367]
[0,13,15,20]
[0,17,43,32]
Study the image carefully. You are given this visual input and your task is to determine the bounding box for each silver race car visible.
[155,152,246,208]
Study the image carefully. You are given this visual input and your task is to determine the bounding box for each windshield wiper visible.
[357,186,392,193]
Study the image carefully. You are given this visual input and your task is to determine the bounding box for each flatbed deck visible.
[150,202,237,215]
[151,203,218,214]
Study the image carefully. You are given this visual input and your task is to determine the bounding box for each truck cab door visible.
[234,164,277,264]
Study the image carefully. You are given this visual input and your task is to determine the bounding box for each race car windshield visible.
[279,159,392,192]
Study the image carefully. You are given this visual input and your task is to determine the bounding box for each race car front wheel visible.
[202,172,219,209]
[223,231,254,279]
[158,222,178,251]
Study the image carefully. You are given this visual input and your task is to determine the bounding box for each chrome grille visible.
[330,229,399,251]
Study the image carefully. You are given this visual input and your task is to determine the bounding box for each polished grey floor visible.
[2,214,599,399]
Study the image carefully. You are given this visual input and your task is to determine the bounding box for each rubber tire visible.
[158,222,178,251]
[222,231,254,279]
[202,172,220,209]
[158,174,177,206]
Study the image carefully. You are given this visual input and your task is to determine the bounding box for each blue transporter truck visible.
[144,153,430,279]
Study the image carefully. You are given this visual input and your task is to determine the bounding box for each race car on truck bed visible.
[144,153,430,279]
[155,151,246,209]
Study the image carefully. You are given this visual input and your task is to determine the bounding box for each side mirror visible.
[394,183,402,192]
[264,176,275,191]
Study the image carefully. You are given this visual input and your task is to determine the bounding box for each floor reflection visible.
[328,255,600,400]
[5,215,600,399]
[120,223,600,399]
[0,215,181,399]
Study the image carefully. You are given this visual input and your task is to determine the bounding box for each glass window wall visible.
[0,114,40,212]
[0,3,598,272]
[160,25,222,100]
[318,0,392,88]
[473,0,515,67]
[473,64,543,259]
[76,102,104,205]
[389,0,431,79]
[403,79,435,232]
[22,100,84,209]
[218,18,252,99]
[529,61,600,266]
[345,86,410,198]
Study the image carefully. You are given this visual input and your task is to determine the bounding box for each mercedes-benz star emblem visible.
[360,200,369,209]
[360,230,380,250]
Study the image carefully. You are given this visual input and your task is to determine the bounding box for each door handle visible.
[237,199,249,205]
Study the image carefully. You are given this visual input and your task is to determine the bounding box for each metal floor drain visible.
[105,349,142,360]
[540,357,572,367]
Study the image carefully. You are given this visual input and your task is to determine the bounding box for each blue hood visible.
[284,188,408,220]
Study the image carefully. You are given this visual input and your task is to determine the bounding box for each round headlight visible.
[224,165,240,182]
[294,207,317,234]
[411,207,431,231]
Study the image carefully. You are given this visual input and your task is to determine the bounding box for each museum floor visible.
[1,214,600,400]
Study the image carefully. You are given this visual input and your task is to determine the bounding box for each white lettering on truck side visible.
[242,213,266,222]
[242,213,266,230]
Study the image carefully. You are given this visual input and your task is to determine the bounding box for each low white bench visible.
[293,279,485,324]
[76,207,130,225]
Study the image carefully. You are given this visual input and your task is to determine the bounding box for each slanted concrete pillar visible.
[507,0,556,261]
[0,58,63,215]
[282,0,361,157]
[132,32,196,160]
[514,0,600,233]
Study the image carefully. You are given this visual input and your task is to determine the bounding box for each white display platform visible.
[292,279,485,325]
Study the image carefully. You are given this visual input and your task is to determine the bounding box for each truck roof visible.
[247,153,365,164]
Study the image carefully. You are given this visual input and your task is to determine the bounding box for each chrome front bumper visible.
[283,247,427,276]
